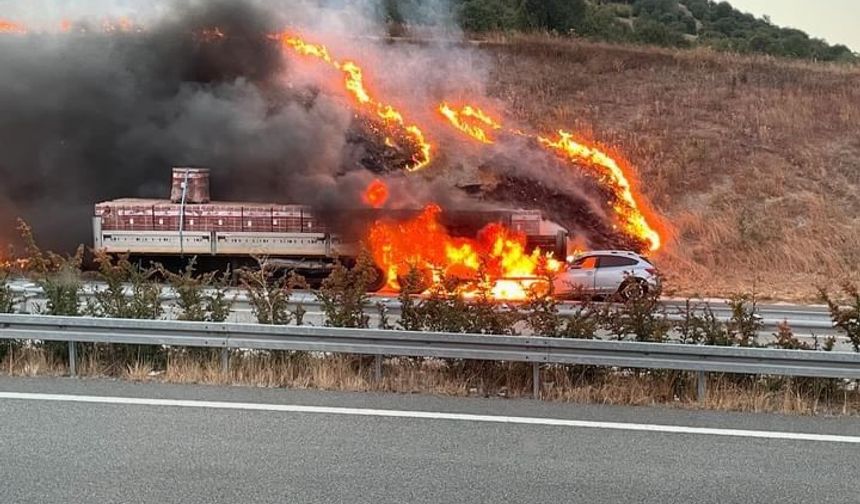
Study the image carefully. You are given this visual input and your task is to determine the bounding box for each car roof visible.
[577,250,643,259]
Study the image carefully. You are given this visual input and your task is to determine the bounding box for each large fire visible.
[367,201,561,300]
[1,23,667,300]
[438,103,501,144]
[537,131,662,251]
[434,103,664,252]
[362,179,389,209]
[275,34,432,171]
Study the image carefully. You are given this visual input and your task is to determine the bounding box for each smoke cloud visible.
[0,1,373,249]
[0,0,638,254]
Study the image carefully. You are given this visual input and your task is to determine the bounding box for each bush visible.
[401,277,473,333]
[87,250,162,320]
[397,267,521,335]
[160,259,233,322]
[675,301,731,346]
[559,300,602,339]
[770,321,810,351]
[726,293,762,347]
[317,250,378,328]
[0,268,16,314]
[820,283,860,352]
[604,285,670,342]
[522,287,562,336]
[240,257,306,325]
[397,266,425,331]
[0,267,18,362]
[18,219,83,317]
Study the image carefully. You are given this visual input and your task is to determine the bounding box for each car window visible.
[597,256,638,268]
[570,256,597,269]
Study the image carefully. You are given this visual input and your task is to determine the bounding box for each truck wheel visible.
[366,266,387,292]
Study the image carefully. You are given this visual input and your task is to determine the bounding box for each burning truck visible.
[93,168,569,294]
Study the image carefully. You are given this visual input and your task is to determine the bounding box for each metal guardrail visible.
[0,314,856,400]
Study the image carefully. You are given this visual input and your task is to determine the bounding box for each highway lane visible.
[1,377,858,504]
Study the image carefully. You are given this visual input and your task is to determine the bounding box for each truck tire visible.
[367,266,387,292]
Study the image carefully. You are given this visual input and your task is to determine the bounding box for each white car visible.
[552,250,660,300]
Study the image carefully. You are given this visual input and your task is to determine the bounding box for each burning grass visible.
[2,346,857,416]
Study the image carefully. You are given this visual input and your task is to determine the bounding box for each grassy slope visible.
[484,35,860,301]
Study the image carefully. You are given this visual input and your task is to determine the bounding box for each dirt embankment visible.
[484,35,860,301]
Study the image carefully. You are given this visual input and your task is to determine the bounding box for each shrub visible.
[820,283,860,352]
[0,267,18,362]
[604,285,670,342]
[726,293,762,347]
[0,269,16,314]
[522,287,562,336]
[397,265,426,332]
[18,219,83,317]
[317,250,377,328]
[465,284,520,335]
[675,301,731,346]
[405,278,473,333]
[87,250,162,320]
[770,321,810,351]
[558,300,601,340]
[239,257,306,325]
[160,259,233,322]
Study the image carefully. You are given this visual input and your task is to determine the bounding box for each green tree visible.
[520,0,587,33]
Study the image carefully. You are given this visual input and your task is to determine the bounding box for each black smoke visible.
[0,0,376,250]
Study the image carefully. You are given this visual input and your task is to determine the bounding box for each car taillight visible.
[645,268,658,276]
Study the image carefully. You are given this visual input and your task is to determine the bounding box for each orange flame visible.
[276,34,432,171]
[538,131,662,251]
[438,102,501,144]
[0,19,27,34]
[367,205,560,300]
[363,179,389,209]
[437,102,663,252]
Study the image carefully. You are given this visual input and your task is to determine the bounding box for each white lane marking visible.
[1,391,857,444]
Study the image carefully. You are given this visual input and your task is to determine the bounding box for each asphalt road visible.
[1,377,858,504]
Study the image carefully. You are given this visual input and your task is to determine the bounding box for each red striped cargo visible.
[201,204,243,232]
[242,205,273,233]
[300,208,328,233]
[273,205,303,233]
[153,204,181,231]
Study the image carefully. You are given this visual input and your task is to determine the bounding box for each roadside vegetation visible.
[480,31,860,302]
[1,227,858,416]
[381,0,857,62]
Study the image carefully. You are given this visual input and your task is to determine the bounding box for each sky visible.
[728,0,859,51]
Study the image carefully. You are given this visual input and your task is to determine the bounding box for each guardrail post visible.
[696,371,707,402]
[68,342,77,377]
[374,354,383,383]
[532,362,540,399]
[220,347,229,374]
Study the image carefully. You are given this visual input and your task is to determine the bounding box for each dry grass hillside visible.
[484,34,860,301]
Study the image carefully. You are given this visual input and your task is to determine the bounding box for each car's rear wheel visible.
[617,278,648,301]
